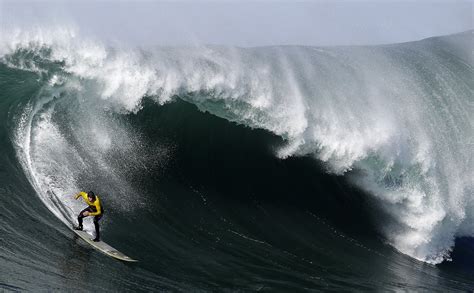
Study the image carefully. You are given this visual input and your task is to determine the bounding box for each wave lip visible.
[3,27,473,264]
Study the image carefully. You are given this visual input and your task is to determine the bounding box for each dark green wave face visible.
[0,30,473,291]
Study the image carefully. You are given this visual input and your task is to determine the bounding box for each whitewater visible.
[1,26,472,270]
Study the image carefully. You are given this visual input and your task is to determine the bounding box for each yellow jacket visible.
[75,191,102,216]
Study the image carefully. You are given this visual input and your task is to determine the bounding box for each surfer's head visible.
[87,191,96,201]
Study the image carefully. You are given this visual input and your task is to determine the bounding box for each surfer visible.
[73,191,103,242]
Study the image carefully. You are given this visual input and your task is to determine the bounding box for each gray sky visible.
[1,1,472,47]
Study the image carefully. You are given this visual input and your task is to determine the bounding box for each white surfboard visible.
[73,229,138,262]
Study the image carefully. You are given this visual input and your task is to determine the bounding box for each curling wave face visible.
[2,27,473,264]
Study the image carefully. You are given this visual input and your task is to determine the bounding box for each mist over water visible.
[1,26,473,290]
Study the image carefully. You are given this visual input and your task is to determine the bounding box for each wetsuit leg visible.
[93,214,103,240]
[77,207,91,227]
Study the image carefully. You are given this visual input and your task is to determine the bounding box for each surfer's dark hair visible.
[87,191,96,199]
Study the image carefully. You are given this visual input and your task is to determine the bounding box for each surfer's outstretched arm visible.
[74,191,88,201]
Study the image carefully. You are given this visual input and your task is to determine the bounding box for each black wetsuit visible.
[77,206,104,240]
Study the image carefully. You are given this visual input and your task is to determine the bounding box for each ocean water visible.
[0,28,473,291]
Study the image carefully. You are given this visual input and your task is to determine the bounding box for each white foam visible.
[13,93,82,227]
